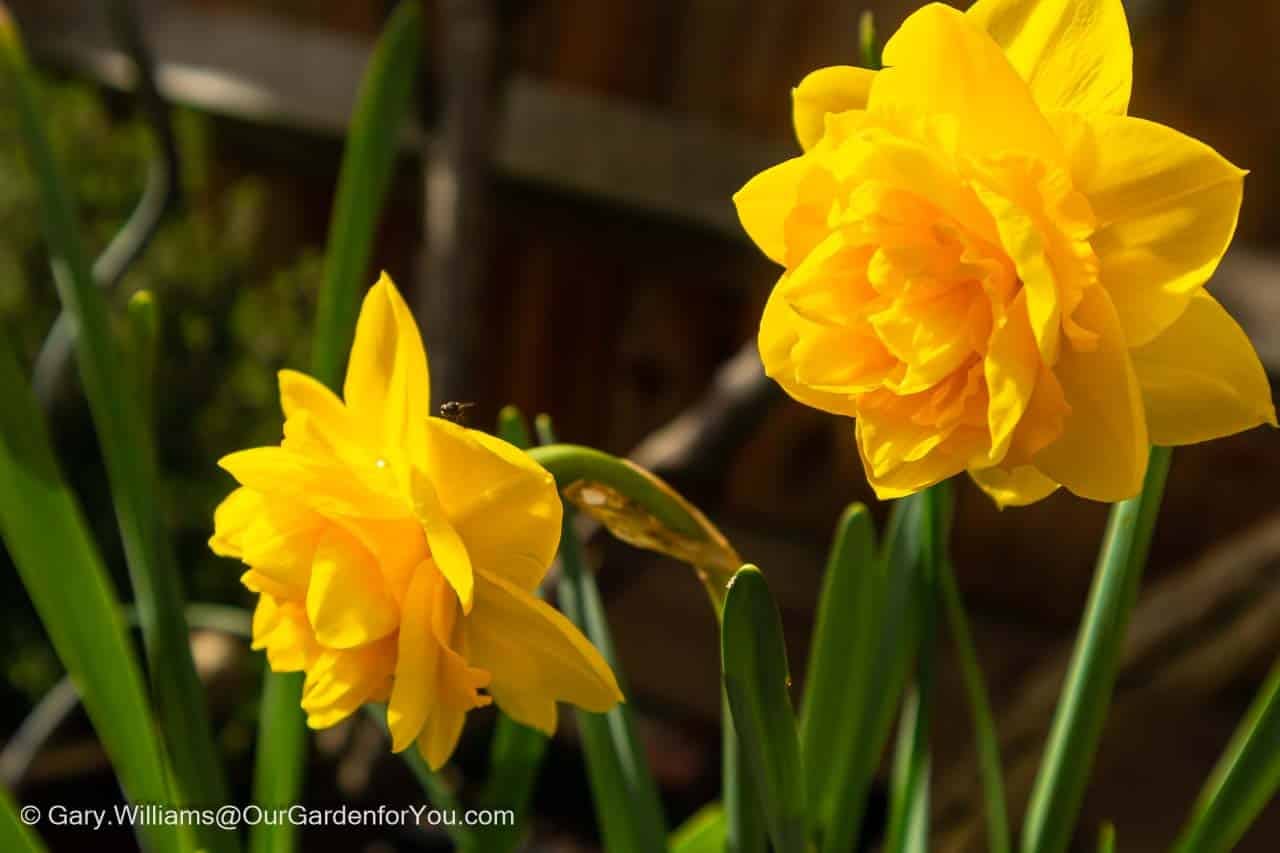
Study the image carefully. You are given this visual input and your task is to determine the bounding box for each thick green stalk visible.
[0,786,45,853]
[1021,447,1173,853]
[1,17,231,852]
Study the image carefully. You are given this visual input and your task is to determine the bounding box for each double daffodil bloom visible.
[210,274,621,768]
[736,0,1275,505]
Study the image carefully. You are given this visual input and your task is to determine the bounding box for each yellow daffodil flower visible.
[736,0,1276,505]
[210,274,622,768]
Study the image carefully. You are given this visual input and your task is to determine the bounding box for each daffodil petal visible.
[418,704,467,771]
[733,156,809,265]
[342,272,431,455]
[1052,111,1246,346]
[759,276,861,417]
[306,530,399,648]
[279,369,366,459]
[238,501,324,596]
[970,463,1060,508]
[420,418,561,591]
[967,0,1132,115]
[252,595,319,672]
[793,65,876,151]
[468,569,622,734]
[870,3,1062,162]
[1131,291,1276,445]
[409,466,474,612]
[210,487,263,558]
[984,291,1040,462]
[855,414,985,500]
[218,446,406,519]
[1034,286,1148,502]
[386,562,441,752]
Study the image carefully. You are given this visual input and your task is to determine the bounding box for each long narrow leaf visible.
[671,802,726,853]
[939,558,1011,853]
[476,405,550,853]
[0,16,229,851]
[723,689,767,853]
[1021,447,1172,853]
[0,775,46,852]
[801,503,879,837]
[247,671,307,853]
[721,566,806,853]
[538,417,669,853]
[0,336,189,853]
[1172,658,1280,853]
[819,490,929,853]
[884,482,947,853]
[311,0,422,385]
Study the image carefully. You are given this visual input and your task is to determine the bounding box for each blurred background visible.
[2,0,1278,849]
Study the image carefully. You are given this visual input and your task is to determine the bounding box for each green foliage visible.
[1173,659,1280,853]
[1022,447,1173,853]
[721,566,805,853]
[538,417,670,853]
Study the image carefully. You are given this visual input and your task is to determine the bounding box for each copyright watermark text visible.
[18,803,514,831]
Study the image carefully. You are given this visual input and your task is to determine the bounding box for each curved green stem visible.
[528,444,707,540]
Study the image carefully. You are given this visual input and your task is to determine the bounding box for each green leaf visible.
[884,483,948,853]
[311,0,422,386]
[475,405,549,853]
[0,338,191,853]
[1172,658,1280,853]
[1098,823,1115,853]
[537,417,669,853]
[1021,447,1173,853]
[939,558,1011,853]
[818,488,932,853]
[248,671,307,853]
[0,782,47,852]
[723,688,767,853]
[858,10,882,70]
[126,289,158,426]
[0,18,230,852]
[800,503,879,836]
[721,566,806,853]
[671,802,726,852]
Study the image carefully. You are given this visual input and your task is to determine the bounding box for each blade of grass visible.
[670,802,726,852]
[311,0,422,385]
[0,779,47,852]
[721,566,806,853]
[0,335,190,853]
[476,405,550,853]
[800,504,879,838]
[0,16,231,852]
[537,416,669,853]
[1171,658,1280,853]
[818,489,929,853]
[939,557,1011,853]
[1021,447,1172,853]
